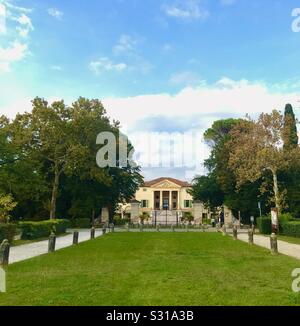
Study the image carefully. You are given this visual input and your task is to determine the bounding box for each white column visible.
[160,191,163,210]
[169,191,172,210]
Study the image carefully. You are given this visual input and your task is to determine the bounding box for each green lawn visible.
[277,235,300,245]
[1,232,300,306]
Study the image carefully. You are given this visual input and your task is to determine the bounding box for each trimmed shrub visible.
[0,223,18,243]
[257,216,272,234]
[69,218,91,229]
[280,221,300,238]
[114,216,130,226]
[19,219,70,240]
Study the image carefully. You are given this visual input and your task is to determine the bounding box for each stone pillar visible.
[110,223,115,233]
[224,206,233,226]
[130,199,140,223]
[73,231,79,245]
[90,227,95,239]
[248,228,254,245]
[270,233,278,254]
[48,232,56,253]
[193,200,203,224]
[0,240,10,267]
[160,192,163,210]
[101,207,109,224]
[233,226,238,240]
[222,225,227,236]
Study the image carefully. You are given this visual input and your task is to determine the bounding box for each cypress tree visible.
[283,104,298,150]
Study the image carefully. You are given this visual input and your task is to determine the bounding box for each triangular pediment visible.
[151,179,181,189]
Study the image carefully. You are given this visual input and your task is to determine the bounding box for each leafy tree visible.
[11,97,143,221]
[190,175,224,212]
[280,104,300,217]
[227,111,300,212]
[283,104,298,150]
[192,118,268,219]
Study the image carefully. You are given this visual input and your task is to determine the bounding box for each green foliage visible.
[69,218,91,229]
[0,98,142,222]
[283,104,298,150]
[280,221,300,238]
[190,175,224,211]
[192,118,266,217]
[140,212,150,222]
[113,216,130,226]
[183,212,194,223]
[257,216,272,234]
[20,219,70,240]
[0,193,17,223]
[0,223,18,243]
[279,213,295,223]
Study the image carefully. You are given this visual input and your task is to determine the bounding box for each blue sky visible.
[1,0,300,180]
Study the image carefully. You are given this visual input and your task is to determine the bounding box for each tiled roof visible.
[143,177,192,188]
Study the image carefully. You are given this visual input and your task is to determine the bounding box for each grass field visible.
[1,232,300,306]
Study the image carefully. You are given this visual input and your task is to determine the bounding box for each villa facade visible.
[117,177,212,225]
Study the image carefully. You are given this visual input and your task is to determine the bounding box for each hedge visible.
[69,218,91,229]
[257,216,272,235]
[0,223,18,243]
[19,219,70,240]
[280,221,300,238]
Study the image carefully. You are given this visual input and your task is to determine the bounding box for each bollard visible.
[248,228,254,245]
[233,226,238,240]
[140,224,144,232]
[110,223,115,233]
[156,224,160,232]
[0,240,10,267]
[126,223,130,232]
[91,227,95,239]
[222,225,227,236]
[202,224,205,233]
[171,224,175,232]
[270,233,278,255]
[48,232,56,253]
[73,231,79,245]
[102,227,107,235]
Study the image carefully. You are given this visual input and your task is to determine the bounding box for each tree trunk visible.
[272,170,281,212]
[50,164,61,220]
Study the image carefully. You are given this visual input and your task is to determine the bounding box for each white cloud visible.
[14,13,33,38]
[113,34,137,55]
[0,3,7,34]
[112,34,153,74]
[102,78,300,178]
[0,41,28,72]
[163,0,209,21]
[0,1,33,72]
[89,57,127,74]
[170,71,205,87]
[48,8,63,20]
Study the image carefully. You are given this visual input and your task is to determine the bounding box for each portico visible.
[154,190,179,210]
[120,177,210,224]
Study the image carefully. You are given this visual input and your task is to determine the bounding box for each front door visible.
[162,191,170,210]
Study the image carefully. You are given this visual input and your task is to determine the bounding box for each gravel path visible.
[9,229,103,264]
[235,232,300,260]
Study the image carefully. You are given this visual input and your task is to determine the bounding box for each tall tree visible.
[227,111,300,212]
[283,104,298,150]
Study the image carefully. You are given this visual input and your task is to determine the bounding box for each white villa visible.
[116,177,213,225]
